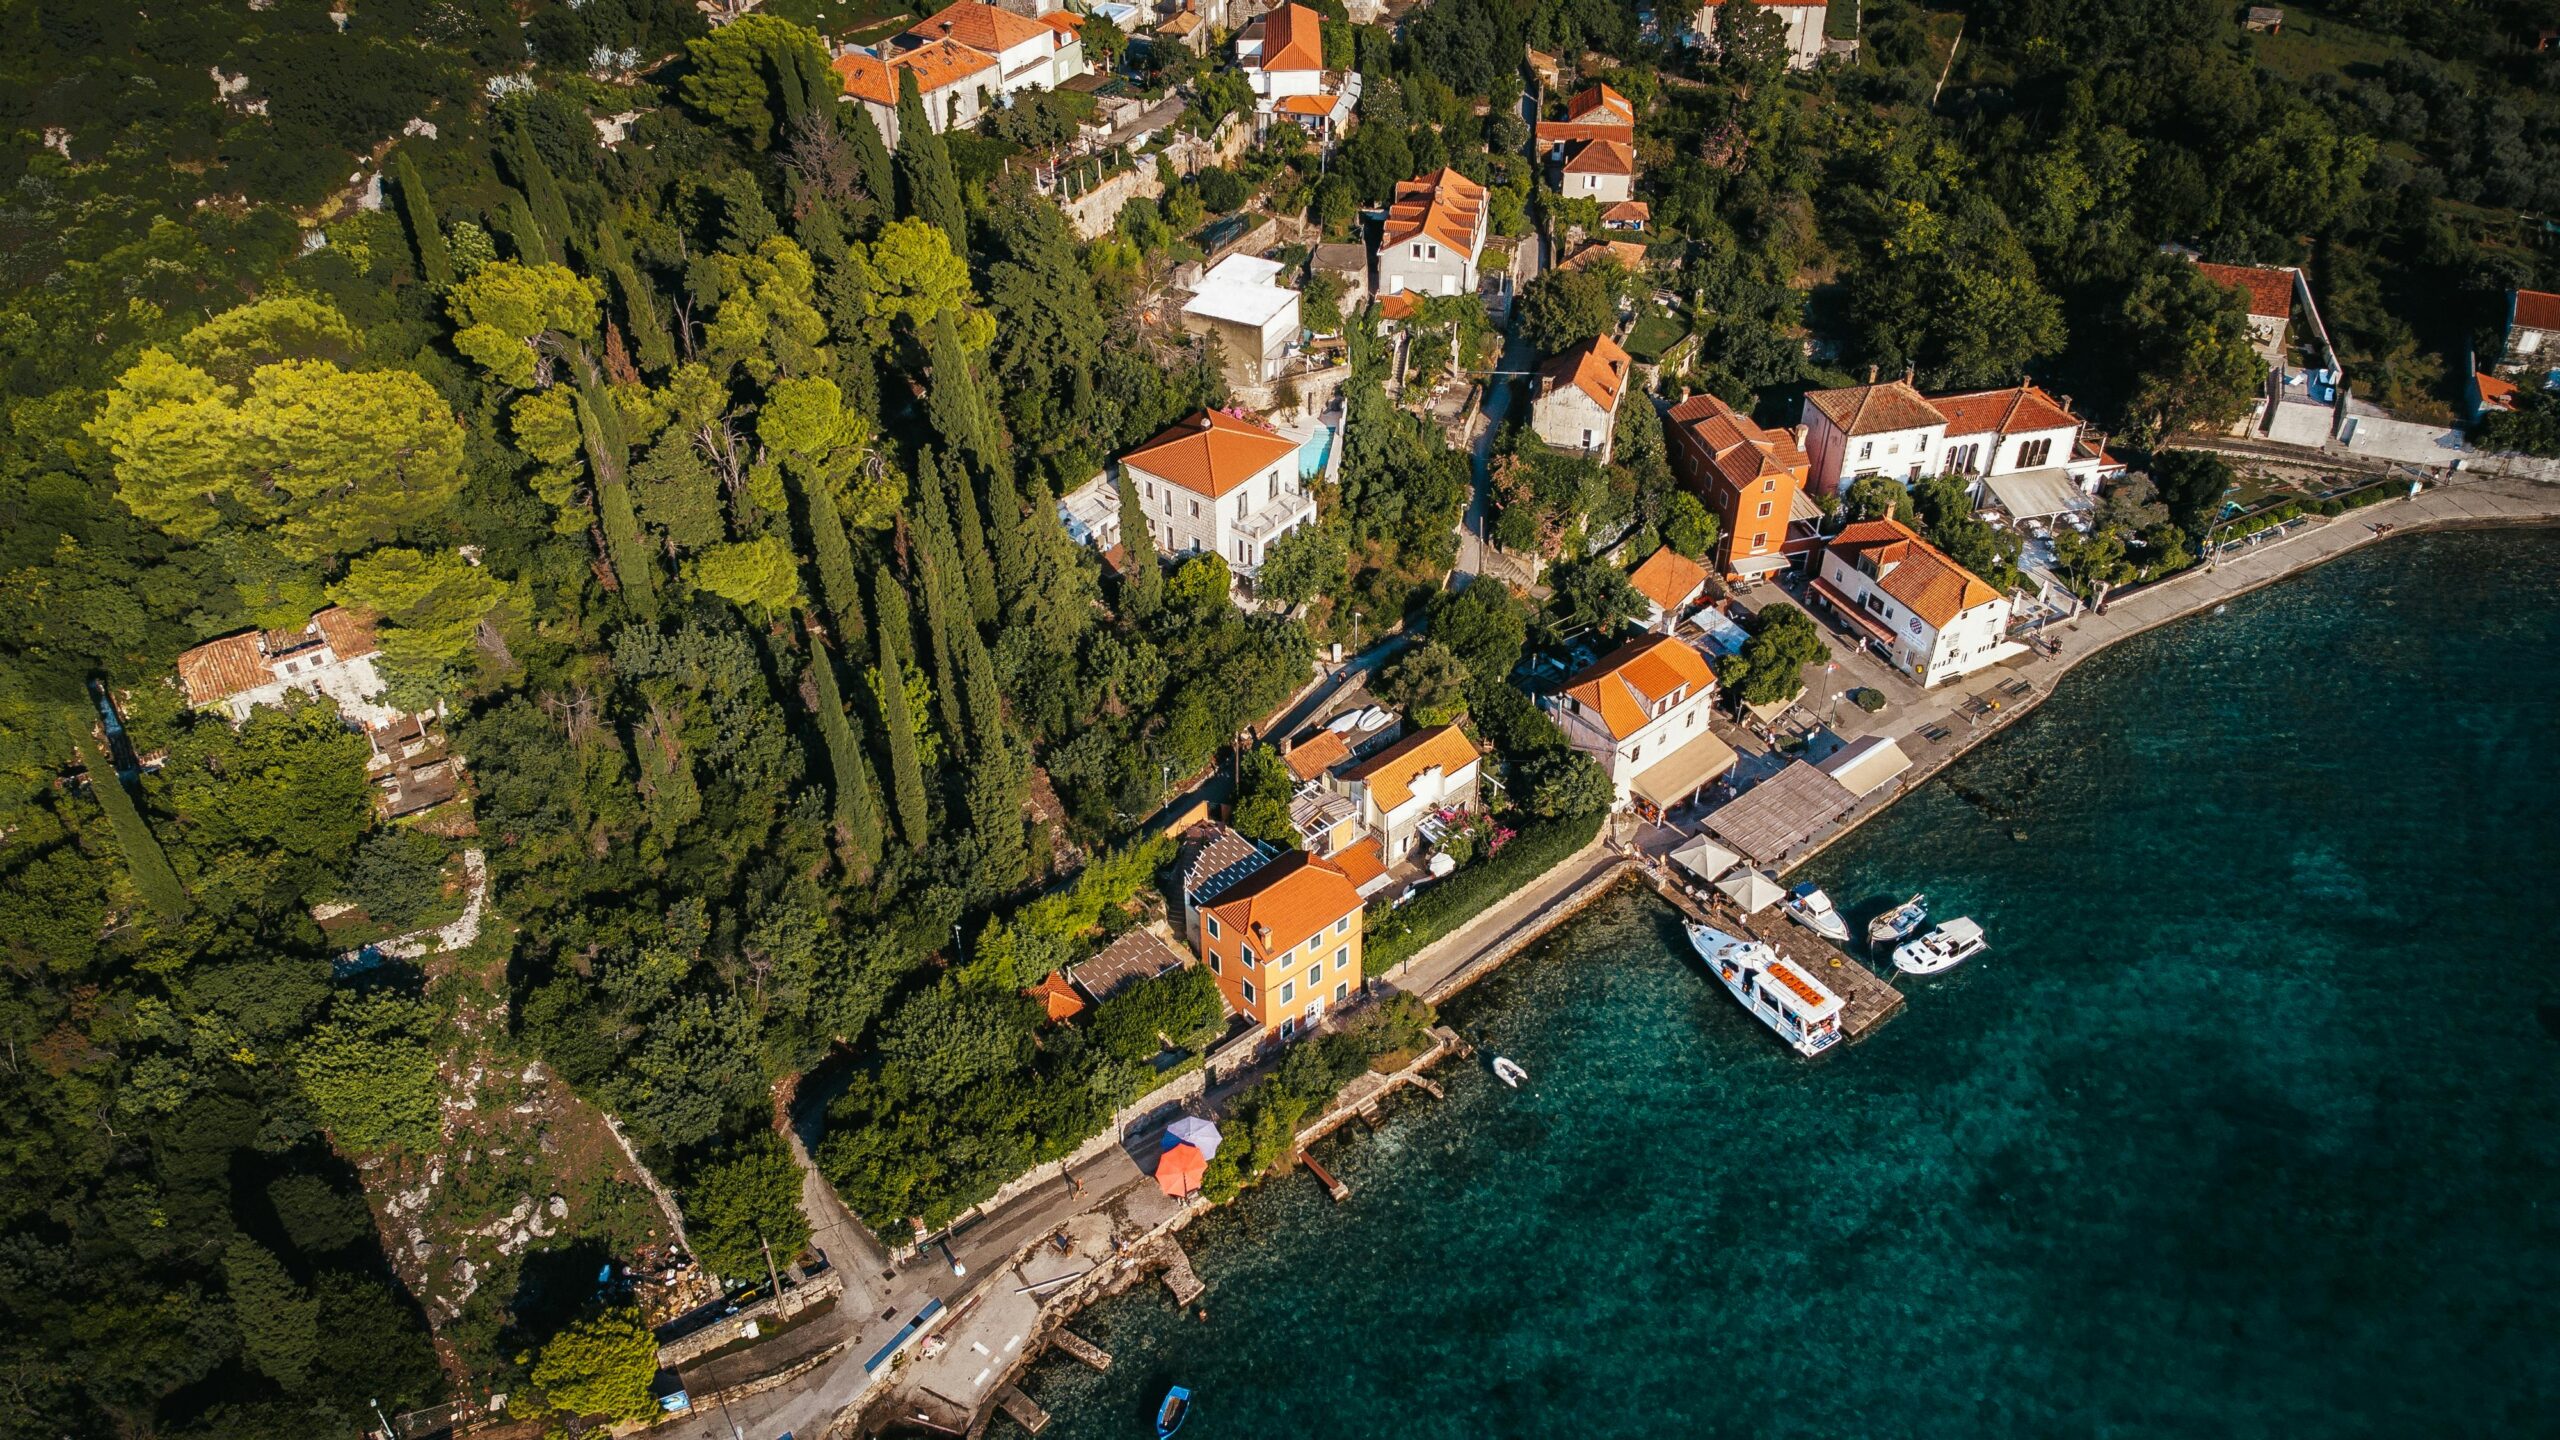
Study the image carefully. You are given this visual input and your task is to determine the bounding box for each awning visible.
[1810,578,1898,645]
[1667,833,1742,882]
[1715,868,1788,913]
[1977,467,2091,521]
[1631,728,1740,808]
[1728,551,1790,577]
[1816,734,1911,798]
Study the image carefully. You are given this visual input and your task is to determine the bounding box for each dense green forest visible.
[2,0,2555,1432]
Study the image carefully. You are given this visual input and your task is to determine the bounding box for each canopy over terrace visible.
[1630,729,1740,813]
[1667,833,1742,882]
[1703,760,1857,863]
[1715,868,1788,913]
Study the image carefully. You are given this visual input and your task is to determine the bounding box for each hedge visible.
[1362,805,1608,974]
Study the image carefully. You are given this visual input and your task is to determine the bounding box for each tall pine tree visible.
[389,151,452,289]
[936,451,998,626]
[801,613,883,874]
[794,465,870,652]
[1115,472,1160,620]
[869,566,931,847]
[907,510,969,748]
[893,70,967,254]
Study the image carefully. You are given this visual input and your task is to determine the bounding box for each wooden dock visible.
[1051,1330,1111,1371]
[1635,863,1905,1042]
[995,1384,1049,1434]
[1300,1150,1350,1201]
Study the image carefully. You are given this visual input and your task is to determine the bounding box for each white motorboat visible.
[1867,893,1928,949]
[1491,1055,1527,1088]
[1783,883,1851,944]
[1893,917,1987,975]
[1683,922,1844,1058]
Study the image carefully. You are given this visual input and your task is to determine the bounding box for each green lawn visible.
[1624,311,1690,364]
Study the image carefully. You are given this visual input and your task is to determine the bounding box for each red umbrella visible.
[1155,1141,1207,1197]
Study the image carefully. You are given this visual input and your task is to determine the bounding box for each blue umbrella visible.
[1163,1116,1222,1161]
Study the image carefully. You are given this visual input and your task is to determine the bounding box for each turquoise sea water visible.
[1024,529,2560,1439]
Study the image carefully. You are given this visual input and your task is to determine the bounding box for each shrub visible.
[1197,992,1436,1199]
[1361,806,1607,973]
[1851,687,1887,713]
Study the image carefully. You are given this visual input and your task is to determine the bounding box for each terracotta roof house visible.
[1377,168,1489,299]
[1667,392,1817,580]
[1531,333,1633,461]
[2491,288,2560,383]
[832,40,1000,148]
[1237,3,1360,140]
[898,1,1088,99]
[1558,239,1648,274]
[1067,929,1195,1006]
[1118,410,1318,584]
[1800,378,2116,499]
[1283,728,1352,782]
[1559,137,1636,203]
[174,606,400,727]
[1811,518,2020,687]
[1627,546,1711,631]
[1545,633,1733,811]
[2194,260,2300,369]
[1536,83,1636,152]
[1601,199,1651,231]
[1331,722,1480,863]
[1196,850,1365,1038]
[1027,971,1088,1023]
[1177,820,1278,949]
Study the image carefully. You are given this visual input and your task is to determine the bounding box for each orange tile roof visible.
[2513,288,2560,332]
[1567,83,1634,125]
[1284,729,1351,782]
[1561,138,1634,175]
[1382,167,1487,255]
[1804,380,1946,437]
[1668,392,1810,495]
[2195,261,2295,321]
[1825,518,2003,629]
[1332,836,1389,891]
[1560,634,1714,742]
[1255,2,1326,71]
[1275,92,1343,116]
[908,1,1053,53]
[1375,292,1420,322]
[1540,333,1631,412]
[1039,10,1085,34]
[2475,370,2519,411]
[1340,723,1478,812]
[1158,9,1202,33]
[1027,971,1087,1023]
[1627,546,1709,613]
[311,605,378,657]
[831,39,996,106]
[1559,239,1647,273]
[1206,850,1362,958]
[1601,200,1651,226]
[1121,410,1302,498]
[1930,383,2081,443]
[175,607,380,707]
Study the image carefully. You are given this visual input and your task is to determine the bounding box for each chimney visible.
[1866,364,1878,384]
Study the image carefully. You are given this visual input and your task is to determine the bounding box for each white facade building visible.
[1118,410,1320,581]
[1800,379,2117,498]
[1544,633,1737,810]
[1181,255,1303,388]
[1811,518,2021,687]
[1376,167,1489,299]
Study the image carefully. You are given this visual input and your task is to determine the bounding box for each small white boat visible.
[1325,709,1364,734]
[1867,893,1927,949]
[1783,883,1851,944]
[1684,922,1843,1058]
[1893,917,1987,975]
[1491,1055,1527,1088]
[1356,706,1393,732]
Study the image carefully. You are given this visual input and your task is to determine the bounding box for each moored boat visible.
[1783,882,1851,943]
[1683,922,1844,1057]
[1491,1055,1528,1088]
[1867,893,1928,949]
[1156,1385,1191,1438]
[1892,917,1987,975]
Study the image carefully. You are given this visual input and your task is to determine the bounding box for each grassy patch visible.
[2246,9,2412,82]
[1624,311,1690,364]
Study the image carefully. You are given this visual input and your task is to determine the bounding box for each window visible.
[1946,442,1979,473]
[1278,980,1295,1004]
[1206,915,1221,939]
[1631,743,1643,762]
[1334,916,1349,935]
[1581,428,1595,447]
[1865,593,1888,618]
[1279,1016,1295,1039]
[1334,945,1348,969]
[2018,437,2053,468]
[1143,481,1154,501]
[1763,478,1776,493]
[1209,951,1222,973]
[1241,945,1257,969]
[1243,979,1257,1004]
[1857,441,1873,460]
[1757,501,1773,518]
[1334,981,1350,1001]
[1190,499,1201,518]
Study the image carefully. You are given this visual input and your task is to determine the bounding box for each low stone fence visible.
[949,1057,1213,1225]
[656,1269,844,1369]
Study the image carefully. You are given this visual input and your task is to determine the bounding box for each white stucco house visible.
[1181,255,1303,388]
[175,607,402,728]
[1531,333,1633,461]
[1810,518,2021,687]
[1117,410,1320,582]
[1329,722,1480,863]
[1376,167,1489,299]
[1544,633,1737,811]
[1799,378,2119,498]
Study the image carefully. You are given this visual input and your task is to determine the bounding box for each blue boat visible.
[1155,1385,1191,1438]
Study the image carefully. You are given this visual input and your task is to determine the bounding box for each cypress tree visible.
[869,567,931,847]
[893,69,966,254]
[502,192,551,264]
[924,308,990,464]
[596,219,675,375]
[797,468,869,652]
[389,151,452,289]
[964,731,1028,893]
[844,102,896,236]
[68,715,187,922]
[574,371,659,618]
[908,506,969,748]
[499,127,575,265]
[803,615,883,874]
[1115,472,1160,620]
[937,451,998,626]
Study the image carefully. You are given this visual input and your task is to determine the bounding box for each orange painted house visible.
[1196,850,1365,1040]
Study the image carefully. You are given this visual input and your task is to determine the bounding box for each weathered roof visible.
[1561,138,1635,175]
[1932,382,2082,440]
[907,1,1054,53]
[175,606,380,707]
[1601,199,1651,226]
[1068,929,1191,1004]
[1627,546,1710,614]
[1559,633,1715,742]
[1331,836,1391,893]
[1254,1,1326,70]
[1180,821,1274,902]
[1825,518,2003,629]
[1668,392,1809,494]
[1703,760,1856,862]
[1567,83,1634,124]
[1283,729,1351,782]
[1815,733,1911,798]
[1339,723,1477,812]
[832,39,996,106]
[1540,333,1632,413]
[2513,288,2560,333]
[1205,850,1362,957]
[1122,410,1301,498]
[1157,9,1203,33]
[1382,167,1487,255]
[1375,292,1420,322]
[1803,380,1946,437]
[1027,971,1088,1023]
[2195,261,2296,321]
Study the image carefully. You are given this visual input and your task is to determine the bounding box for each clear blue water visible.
[1023,529,2560,1439]
[1298,424,1334,480]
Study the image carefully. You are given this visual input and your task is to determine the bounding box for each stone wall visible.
[953,1061,1212,1223]
[1060,166,1163,242]
[655,1269,845,1369]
